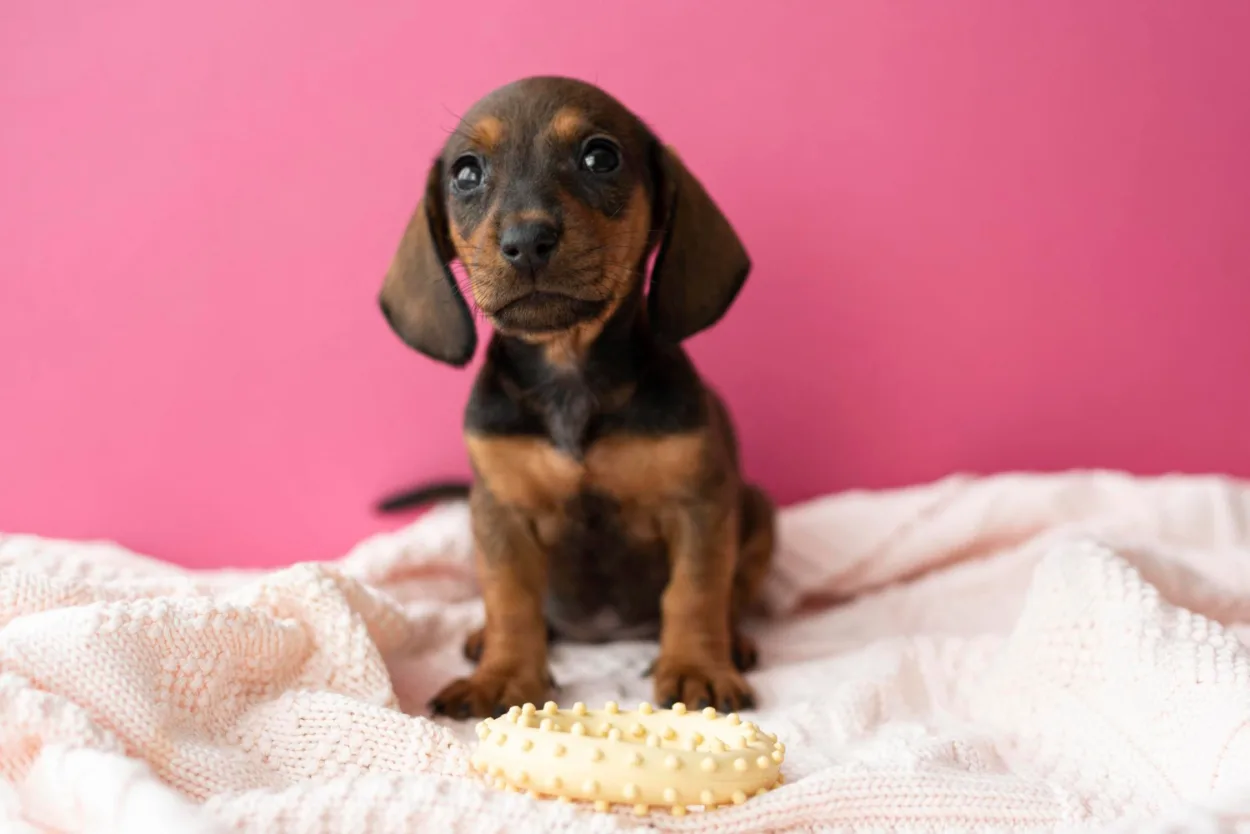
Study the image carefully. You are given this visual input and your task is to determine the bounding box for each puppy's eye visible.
[451,155,484,193]
[580,138,620,174]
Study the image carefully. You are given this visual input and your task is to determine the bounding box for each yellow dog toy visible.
[472,700,785,816]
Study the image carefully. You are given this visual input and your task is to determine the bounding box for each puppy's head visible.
[379,76,749,366]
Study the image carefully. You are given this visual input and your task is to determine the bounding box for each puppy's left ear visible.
[378,159,477,367]
[647,144,751,342]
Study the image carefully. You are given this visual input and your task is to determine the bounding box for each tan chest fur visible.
[465,432,706,512]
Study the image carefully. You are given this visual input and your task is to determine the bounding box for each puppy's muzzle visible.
[493,292,605,333]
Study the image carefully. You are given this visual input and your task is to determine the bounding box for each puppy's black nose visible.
[500,221,560,271]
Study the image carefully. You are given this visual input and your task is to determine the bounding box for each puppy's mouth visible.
[490,291,607,333]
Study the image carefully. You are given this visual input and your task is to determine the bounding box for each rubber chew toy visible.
[471,701,785,816]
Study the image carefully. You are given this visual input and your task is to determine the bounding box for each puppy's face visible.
[442,78,656,337]
[380,76,751,367]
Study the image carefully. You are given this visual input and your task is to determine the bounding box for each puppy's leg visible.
[431,491,551,718]
[729,484,775,672]
[462,622,558,664]
[651,497,755,712]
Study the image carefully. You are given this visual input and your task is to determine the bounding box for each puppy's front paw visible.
[652,654,756,713]
[429,665,550,719]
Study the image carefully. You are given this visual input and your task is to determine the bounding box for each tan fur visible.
[549,106,588,143]
[466,430,708,508]
[466,434,582,511]
[470,116,505,151]
[585,433,707,503]
[537,324,602,367]
[514,209,558,224]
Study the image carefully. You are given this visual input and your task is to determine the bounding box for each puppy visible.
[378,76,774,718]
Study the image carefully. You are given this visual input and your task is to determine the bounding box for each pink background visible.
[3,1,1249,568]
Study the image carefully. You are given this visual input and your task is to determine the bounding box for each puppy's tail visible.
[375,480,472,513]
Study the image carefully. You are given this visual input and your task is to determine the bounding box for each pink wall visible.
[3,0,1249,568]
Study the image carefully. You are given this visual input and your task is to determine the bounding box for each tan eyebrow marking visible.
[470,116,506,151]
[549,107,589,143]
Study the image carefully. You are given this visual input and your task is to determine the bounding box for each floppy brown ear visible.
[378,160,477,367]
[647,145,751,342]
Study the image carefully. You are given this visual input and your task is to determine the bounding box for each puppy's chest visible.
[542,490,670,642]
[467,428,702,642]
[466,429,704,510]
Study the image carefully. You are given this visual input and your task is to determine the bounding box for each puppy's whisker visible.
[440,107,476,141]
[442,126,480,145]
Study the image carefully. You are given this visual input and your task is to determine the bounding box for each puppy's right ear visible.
[378,160,477,367]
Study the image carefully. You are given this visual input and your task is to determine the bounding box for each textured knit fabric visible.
[4,471,1250,833]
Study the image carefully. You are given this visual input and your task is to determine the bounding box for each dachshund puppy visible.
[378,76,774,718]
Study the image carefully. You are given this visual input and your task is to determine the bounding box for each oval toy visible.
[471,700,785,816]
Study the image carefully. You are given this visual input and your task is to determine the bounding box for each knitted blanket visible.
[4,472,1250,833]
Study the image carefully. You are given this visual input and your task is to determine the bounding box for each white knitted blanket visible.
[4,472,1250,833]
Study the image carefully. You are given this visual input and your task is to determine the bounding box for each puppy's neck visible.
[538,323,605,371]
[492,285,647,457]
